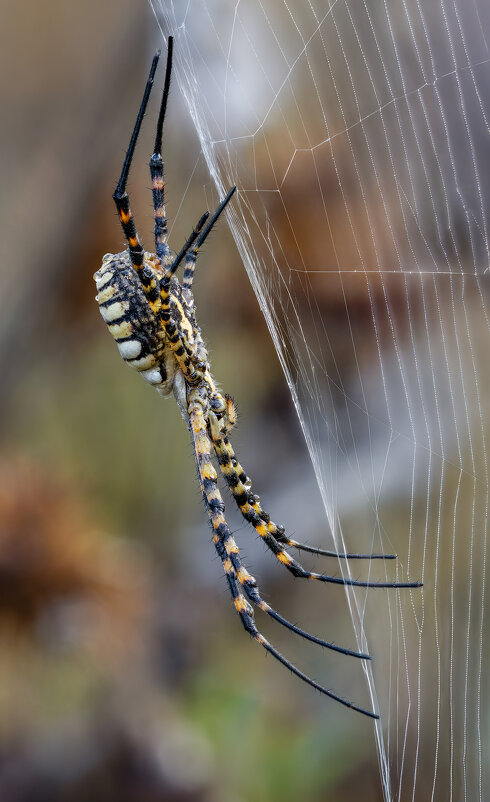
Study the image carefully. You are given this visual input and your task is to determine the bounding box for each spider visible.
[94,40,421,719]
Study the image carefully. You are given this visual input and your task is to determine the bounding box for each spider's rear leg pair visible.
[207,407,369,657]
[208,400,420,589]
[189,386,378,718]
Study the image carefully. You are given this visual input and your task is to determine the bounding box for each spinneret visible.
[94,40,421,719]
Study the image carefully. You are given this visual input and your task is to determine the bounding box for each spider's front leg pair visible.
[159,191,236,388]
[109,41,236,392]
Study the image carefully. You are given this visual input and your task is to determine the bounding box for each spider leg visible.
[113,52,162,314]
[150,37,173,261]
[170,212,210,275]
[191,391,366,656]
[208,413,421,589]
[158,189,237,386]
[213,397,395,559]
[159,224,208,384]
[187,386,378,717]
[160,187,236,301]
[277,540,396,560]
[157,212,210,384]
[181,187,236,294]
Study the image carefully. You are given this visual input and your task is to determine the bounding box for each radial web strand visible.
[149,1,489,800]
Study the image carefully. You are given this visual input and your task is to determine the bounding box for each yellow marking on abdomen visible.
[140,367,163,385]
[96,284,117,305]
[100,300,129,323]
[109,321,134,341]
[117,339,142,360]
[94,269,114,290]
[130,354,156,371]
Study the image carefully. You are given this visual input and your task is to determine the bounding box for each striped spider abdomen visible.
[94,251,177,396]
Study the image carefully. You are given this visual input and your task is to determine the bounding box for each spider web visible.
[149,1,489,799]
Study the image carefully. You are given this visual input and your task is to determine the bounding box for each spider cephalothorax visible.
[95,40,421,719]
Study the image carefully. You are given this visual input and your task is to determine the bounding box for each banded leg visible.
[211,392,236,432]
[212,398,394,559]
[160,187,236,311]
[113,52,162,314]
[189,388,365,655]
[159,213,211,384]
[209,400,393,560]
[158,190,237,385]
[181,187,236,295]
[150,36,173,261]
[187,388,377,716]
[208,414,420,589]
[212,539,376,716]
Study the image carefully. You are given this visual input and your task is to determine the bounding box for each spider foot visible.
[276,551,422,588]
[275,531,397,560]
[233,561,371,659]
[257,634,379,719]
[230,579,377,717]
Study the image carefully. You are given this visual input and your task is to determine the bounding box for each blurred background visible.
[0,1,488,800]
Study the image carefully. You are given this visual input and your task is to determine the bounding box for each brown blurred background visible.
[1,1,488,801]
